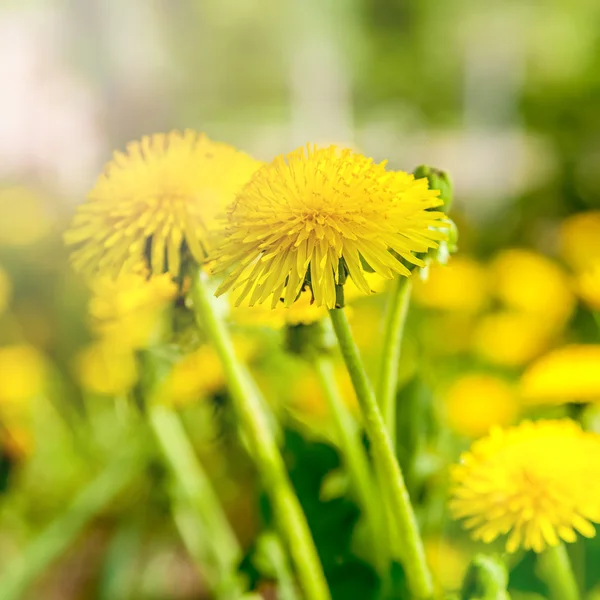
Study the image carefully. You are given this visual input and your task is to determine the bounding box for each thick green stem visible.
[0,445,142,600]
[377,276,412,447]
[312,354,387,572]
[329,307,433,599]
[538,544,580,600]
[190,271,331,600]
[149,404,243,598]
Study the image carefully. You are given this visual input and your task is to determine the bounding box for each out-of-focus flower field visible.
[1,1,600,599]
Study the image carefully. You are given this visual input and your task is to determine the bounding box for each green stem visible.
[149,404,243,598]
[537,544,580,600]
[312,354,387,572]
[329,307,433,599]
[377,276,412,447]
[261,533,301,600]
[0,444,143,600]
[190,270,331,600]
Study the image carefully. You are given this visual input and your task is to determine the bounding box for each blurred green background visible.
[1,1,600,599]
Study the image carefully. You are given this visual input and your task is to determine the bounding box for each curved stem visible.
[377,276,412,447]
[149,404,243,598]
[329,307,433,599]
[190,270,331,600]
[312,354,387,572]
[538,544,580,600]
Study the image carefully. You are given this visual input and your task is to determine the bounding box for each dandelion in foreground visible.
[450,420,600,553]
[213,145,445,309]
[65,131,261,278]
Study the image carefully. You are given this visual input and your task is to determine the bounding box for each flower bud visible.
[413,165,453,213]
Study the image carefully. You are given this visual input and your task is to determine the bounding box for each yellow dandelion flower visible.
[442,374,518,438]
[471,311,553,367]
[158,338,256,407]
[490,249,574,328]
[230,288,328,329]
[214,145,445,309]
[521,345,600,404]
[159,346,225,407]
[575,262,600,311]
[413,256,489,313]
[423,537,469,592]
[88,270,177,348]
[2,425,33,459]
[450,419,600,553]
[74,341,138,396]
[229,271,386,329]
[289,362,358,418]
[0,345,47,414]
[65,131,262,278]
[560,210,600,272]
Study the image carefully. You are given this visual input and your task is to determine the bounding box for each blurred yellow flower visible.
[229,272,386,330]
[65,131,261,278]
[0,187,53,246]
[2,426,33,459]
[88,271,177,348]
[521,345,600,404]
[413,256,489,313]
[491,249,574,328]
[450,419,600,553]
[158,338,256,407]
[74,341,138,396]
[230,289,327,329]
[423,537,469,592]
[0,345,47,414]
[575,262,600,311]
[289,363,358,418]
[471,311,552,367]
[159,346,225,406]
[560,210,600,272]
[0,264,12,315]
[442,374,518,438]
[214,145,444,309]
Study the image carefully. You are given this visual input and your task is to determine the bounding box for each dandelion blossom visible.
[450,420,600,553]
[65,131,261,278]
[442,374,518,438]
[521,345,600,404]
[575,262,600,311]
[213,145,445,309]
[88,270,177,349]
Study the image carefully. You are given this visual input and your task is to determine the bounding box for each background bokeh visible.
[1,1,600,599]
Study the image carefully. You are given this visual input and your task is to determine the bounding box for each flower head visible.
[74,341,138,396]
[490,249,574,328]
[0,345,47,411]
[88,270,177,348]
[450,419,600,553]
[471,311,553,367]
[521,345,600,404]
[65,131,261,278]
[213,145,445,309]
[413,256,489,313]
[575,262,600,310]
[560,210,600,272]
[442,373,518,438]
